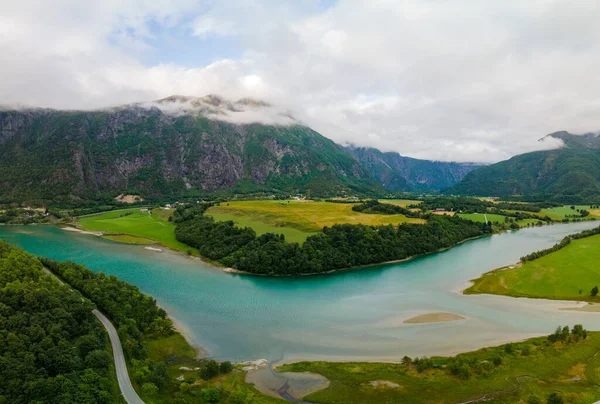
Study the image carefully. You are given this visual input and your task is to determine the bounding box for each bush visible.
[547,392,564,404]
[201,388,221,403]
[200,360,220,380]
[492,355,502,366]
[141,382,158,397]
[527,395,541,404]
[219,361,233,374]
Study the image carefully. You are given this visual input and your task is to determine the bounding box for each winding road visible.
[93,309,145,404]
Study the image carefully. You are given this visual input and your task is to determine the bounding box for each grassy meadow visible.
[466,234,600,301]
[278,333,600,404]
[457,212,540,228]
[206,200,425,233]
[457,212,506,223]
[205,211,318,244]
[378,199,421,207]
[78,208,197,253]
[542,205,600,219]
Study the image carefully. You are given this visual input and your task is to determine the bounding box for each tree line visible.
[521,225,600,262]
[174,205,493,275]
[351,200,422,218]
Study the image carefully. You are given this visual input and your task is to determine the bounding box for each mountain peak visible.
[541,130,600,149]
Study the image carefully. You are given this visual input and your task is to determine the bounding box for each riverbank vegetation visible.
[278,326,600,404]
[466,228,600,302]
[39,255,283,403]
[175,205,492,275]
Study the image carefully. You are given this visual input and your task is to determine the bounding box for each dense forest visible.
[0,242,117,404]
[40,259,176,395]
[174,205,493,275]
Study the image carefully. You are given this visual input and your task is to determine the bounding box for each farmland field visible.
[457,213,506,224]
[466,233,600,301]
[205,211,317,244]
[542,205,600,219]
[78,208,197,253]
[206,200,425,233]
[378,199,421,207]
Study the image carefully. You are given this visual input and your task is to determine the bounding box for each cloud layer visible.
[1,0,599,162]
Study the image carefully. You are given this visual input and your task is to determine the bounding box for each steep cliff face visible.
[345,146,480,192]
[0,97,381,203]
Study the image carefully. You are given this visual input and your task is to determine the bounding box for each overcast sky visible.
[2,0,599,162]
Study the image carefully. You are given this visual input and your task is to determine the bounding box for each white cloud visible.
[1,0,599,162]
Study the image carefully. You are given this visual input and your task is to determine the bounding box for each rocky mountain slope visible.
[345,146,480,192]
[449,131,600,203]
[0,95,382,204]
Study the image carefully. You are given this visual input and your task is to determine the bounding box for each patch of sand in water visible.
[404,312,466,324]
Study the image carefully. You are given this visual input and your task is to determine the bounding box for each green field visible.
[466,234,600,301]
[542,205,600,219]
[205,211,317,244]
[206,200,424,233]
[279,332,600,403]
[78,208,197,253]
[379,199,421,207]
[457,213,506,224]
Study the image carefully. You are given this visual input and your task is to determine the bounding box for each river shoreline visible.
[3,221,600,366]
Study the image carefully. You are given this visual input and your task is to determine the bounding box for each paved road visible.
[93,309,145,404]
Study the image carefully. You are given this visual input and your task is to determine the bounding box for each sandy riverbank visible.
[560,303,600,312]
[61,226,103,236]
[166,312,207,359]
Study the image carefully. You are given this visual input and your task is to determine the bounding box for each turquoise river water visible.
[1,222,599,363]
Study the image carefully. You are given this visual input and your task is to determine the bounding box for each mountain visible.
[0,95,382,204]
[345,145,481,192]
[449,131,600,203]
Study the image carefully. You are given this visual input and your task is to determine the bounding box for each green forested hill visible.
[0,241,117,403]
[449,133,600,203]
[0,97,382,204]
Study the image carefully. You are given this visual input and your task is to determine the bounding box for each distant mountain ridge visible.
[0,96,383,204]
[449,131,600,203]
[345,145,481,192]
[0,94,491,205]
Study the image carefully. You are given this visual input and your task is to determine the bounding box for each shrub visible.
[547,392,564,404]
[201,388,221,403]
[200,360,220,380]
[219,361,233,374]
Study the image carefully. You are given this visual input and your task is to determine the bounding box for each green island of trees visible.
[174,204,493,275]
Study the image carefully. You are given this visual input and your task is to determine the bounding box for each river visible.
[1,222,599,363]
